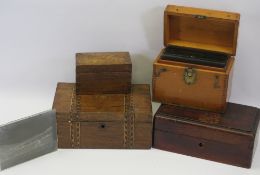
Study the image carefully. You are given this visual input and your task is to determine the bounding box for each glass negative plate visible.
[0,110,57,171]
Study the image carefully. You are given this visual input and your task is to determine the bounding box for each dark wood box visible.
[153,103,260,168]
[152,5,240,112]
[76,52,132,95]
[53,83,152,149]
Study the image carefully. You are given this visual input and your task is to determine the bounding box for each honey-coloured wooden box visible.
[152,5,240,112]
[76,52,132,95]
[53,83,152,149]
[153,103,260,168]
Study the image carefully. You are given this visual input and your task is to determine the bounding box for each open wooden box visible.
[153,5,240,112]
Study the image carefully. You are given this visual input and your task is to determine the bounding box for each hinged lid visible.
[164,5,240,55]
[76,52,132,73]
[156,103,259,133]
[53,83,152,123]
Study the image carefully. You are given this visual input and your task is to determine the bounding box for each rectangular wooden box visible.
[153,103,260,168]
[53,83,152,149]
[76,52,132,95]
[152,5,240,112]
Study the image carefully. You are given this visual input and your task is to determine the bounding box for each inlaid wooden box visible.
[53,83,152,149]
[152,5,240,112]
[153,103,260,168]
[76,52,132,95]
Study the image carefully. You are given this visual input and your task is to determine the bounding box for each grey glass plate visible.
[0,110,57,171]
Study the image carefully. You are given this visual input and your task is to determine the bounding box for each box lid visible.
[53,83,152,123]
[155,103,259,134]
[164,5,240,55]
[76,52,132,73]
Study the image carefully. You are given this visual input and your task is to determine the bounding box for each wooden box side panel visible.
[52,83,74,113]
[226,59,235,102]
[53,83,75,122]
[132,84,153,122]
[252,110,260,158]
[133,122,152,149]
[57,120,71,148]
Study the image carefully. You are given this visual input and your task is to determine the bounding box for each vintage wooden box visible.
[53,83,152,149]
[153,103,260,168]
[76,52,132,95]
[152,5,240,112]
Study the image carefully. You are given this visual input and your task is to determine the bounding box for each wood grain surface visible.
[153,103,260,168]
[153,5,239,112]
[164,5,240,55]
[53,83,152,149]
[76,52,132,94]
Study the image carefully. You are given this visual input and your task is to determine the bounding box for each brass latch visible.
[193,15,207,19]
[184,68,197,85]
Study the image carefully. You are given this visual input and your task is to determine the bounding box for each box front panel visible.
[154,116,252,146]
[80,121,124,148]
[77,78,131,94]
[153,130,252,168]
[77,72,131,81]
[153,62,228,112]
[76,64,132,73]
[55,84,153,149]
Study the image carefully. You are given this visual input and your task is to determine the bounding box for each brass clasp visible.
[193,15,207,19]
[184,68,197,85]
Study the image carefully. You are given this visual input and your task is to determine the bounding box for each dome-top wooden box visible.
[76,52,132,95]
[152,5,240,112]
[53,83,153,149]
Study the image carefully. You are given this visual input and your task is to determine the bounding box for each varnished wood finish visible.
[153,53,234,112]
[53,83,152,149]
[76,52,132,95]
[153,103,260,168]
[153,5,239,112]
[164,5,240,55]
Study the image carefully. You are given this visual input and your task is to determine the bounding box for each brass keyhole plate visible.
[184,68,197,85]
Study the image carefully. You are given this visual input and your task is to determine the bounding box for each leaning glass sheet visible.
[0,110,57,171]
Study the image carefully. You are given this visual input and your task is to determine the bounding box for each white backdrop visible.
[0,0,260,175]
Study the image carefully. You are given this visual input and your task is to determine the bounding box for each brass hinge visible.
[214,75,221,88]
[154,68,167,77]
